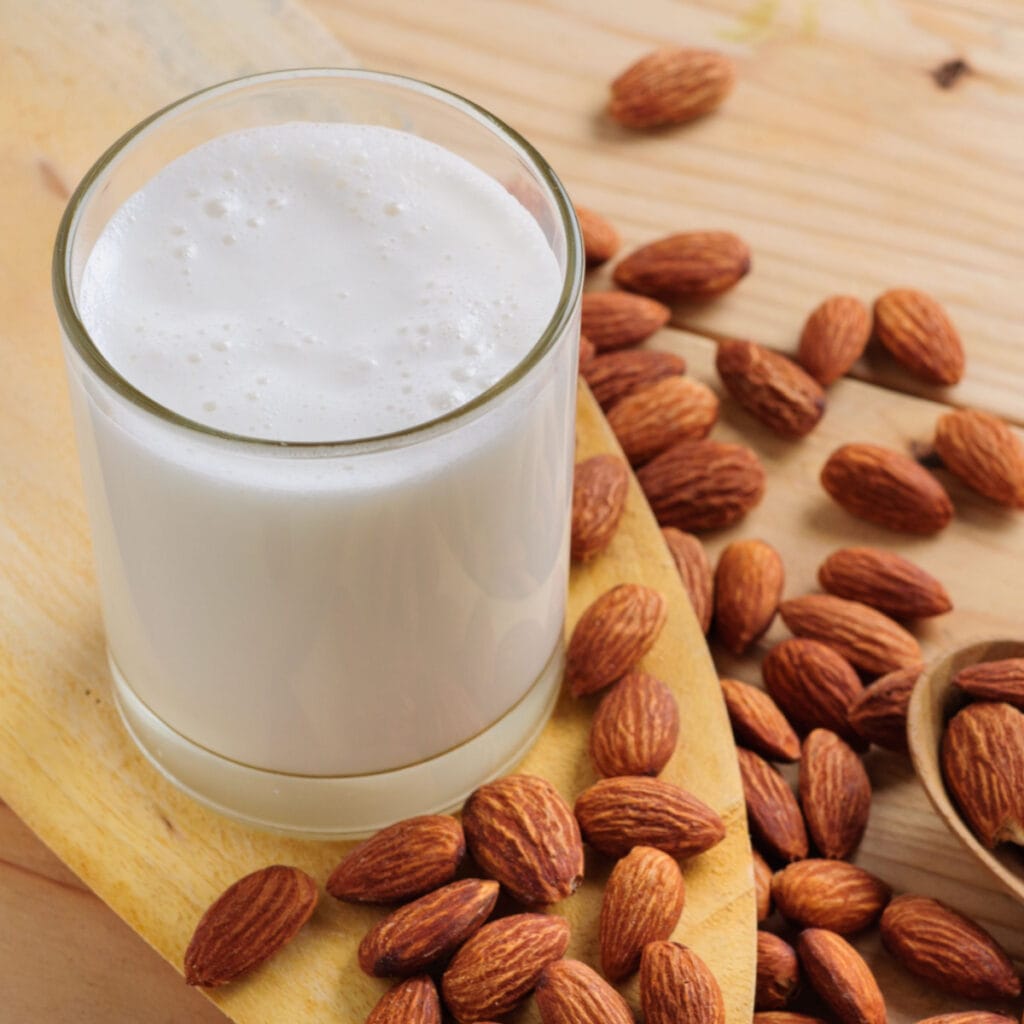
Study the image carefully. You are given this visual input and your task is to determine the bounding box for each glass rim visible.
[52,67,583,452]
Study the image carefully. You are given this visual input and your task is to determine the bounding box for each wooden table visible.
[3,1,1023,1020]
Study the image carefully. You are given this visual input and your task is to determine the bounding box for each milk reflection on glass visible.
[54,72,582,836]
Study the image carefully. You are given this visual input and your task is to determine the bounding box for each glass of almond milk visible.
[53,70,583,836]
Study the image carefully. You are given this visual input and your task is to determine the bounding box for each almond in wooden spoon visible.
[954,658,1024,707]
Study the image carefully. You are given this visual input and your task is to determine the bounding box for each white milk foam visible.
[79,122,561,441]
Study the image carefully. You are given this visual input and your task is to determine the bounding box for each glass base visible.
[111,641,563,839]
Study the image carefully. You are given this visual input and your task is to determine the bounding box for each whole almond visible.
[773,860,890,934]
[754,1015,827,1024]
[184,865,319,987]
[581,291,670,351]
[714,539,785,655]
[874,288,965,385]
[955,658,1024,707]
[637,438,766,531]
[778,594,922,675]
[566,583,668,697]
[599,844,686,981]
[535,959,634,1024]
[609,47,735,128]
[578,332,596,372]
[641,941,725,1024]
[462,775,584,905]
[327,816,464,904]
[590,670,680,778]
[880,894,1021,999]
[818,547,952,619]
[583,348,687,411]
[440,913,570,1022]
[848,667,920,752]
[916,1015,1018,1024]
[797,928,886,1024]
[614,231,751,299]
[574,775,725,860]
[575,205,620,267]
[753,849,773,922]
[941,701,1024,848]
[721,677,801,762]
[934,408,1024,508]
[607,376,719,465]
[761,638,866,750]
[821,442,953,534]
[571,454,630,562]
[357,878,498,977]
[662,527,713,633]
[797,295,872,386]
[716,338,826,438]
[799,729,871,860]
[756,931,800,1010]
[737,747,809,863]
[367,976,441,1024]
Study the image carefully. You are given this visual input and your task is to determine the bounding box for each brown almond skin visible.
[637,438,766,532]
[578,332,596,373]
[755,1015,827,1024]
[818,547,952,619]
[797,295,872,386]
[326,816,464,904]
[574,775,725,860]
[737,747,809,863]
[535,959,635,1024]
[590,670,680,778]
[772,859,890,934]
[571,454,630,562]
[641,941,725,1024]
[575,205,620,267]
[721,677,801,763]
[753,849,773,922]
[716,338,826,438]
[184,865,319,987]
[874,288,965,385]
[941,702,1024,848]
[955,658,1024,707]
[357,878,498,978]
[614,230,751,299]
[935,408,1024,508]
[462,775,584,905]
[849,667,920,752]
[880,894,1021,999]
[821,442,953,534]
[566,583,668,697]
[714,539,785,655]
[440,913,570,1022]
[663,527,713,633]
[916,1015,1018,1024]
[797,928,886,1024]
[799,729,871,860]
[581,291,671,351]
[756,931,800,1010]
[583,348,687,411]
[600,845,686,981]
[366,976,441,1024]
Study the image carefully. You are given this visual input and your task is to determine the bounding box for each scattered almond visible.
[581,291,670,351]
[934,408,1024,508]
[662,527,713,633]
[366,976,441,1024]
[799,729,871,860]
[583,348,687,411]
[874,288,965,386]
[954,658,1024,707]
[714,538,785,655]
[848,667,920,753]
[614,230,751,299]
[818,547,952,619]
[575,205,620,267]
[753,848,773,922]
[721,677,800,763]
[756,931,800,1010]
[797,295,872,386]
[754,1015,827,1024]
[737,746,809,863]
[535,959,635,1024]
[641,941,726,1024]
[772,859,890,933]
[797,928,886,1024]
[571,454,630,562]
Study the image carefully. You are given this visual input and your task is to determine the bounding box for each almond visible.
[761,638,866,749]
[589,670,680,778]
[607,376,718,465]
[574,775,725,860]
[754,1015,827,1024]
[614,231,751,299]
[326,816,464,904]
[797,295,872,386]
[873,288,965,385]
[641,941,725,1024]
[756,932,800,1010]
[440,913,570,1022]
[934,408,1024,508]
[462,775,584,905]
[848,667,919,752]
[662,527,713,633]
[578,333,596,372]
[357,878,498,977]
[583,348,687,411]
[367,976,441,1024]
[721,677,801,762]
[797,928,886,1024]
[954,658,1024,707]
[821,442,953,534]
[535,959,635,1024]
[773,860,890,934]
[716,338,826,438]
[581,291,670,351]
[609,47,735,129]
[778,594,922,675]
[599,844,686,981]
[714,539,785,655]
[575,205,620,267]
[799,729,871,860]
[818,547,952,619]
[183,865,319,987]
[737,747,809,863]
[916,1014,1018,1024]
[637,438,766,531]
[879,894,1021,999]
[753,848,773,922]
[566,583,668,697]
[571,454,630,562]
[941,701,1024,848]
